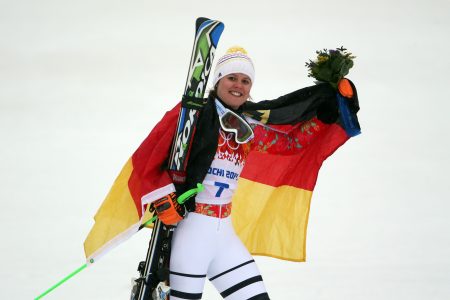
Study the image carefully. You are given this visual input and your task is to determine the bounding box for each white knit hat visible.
[212,46,255,86]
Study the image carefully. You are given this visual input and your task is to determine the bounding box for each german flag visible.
[84,104,180,263]
[84,81,360,264]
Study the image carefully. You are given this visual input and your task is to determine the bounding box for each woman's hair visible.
[207,86,218,101]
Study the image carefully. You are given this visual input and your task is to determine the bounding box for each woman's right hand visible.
[153,193,186,225]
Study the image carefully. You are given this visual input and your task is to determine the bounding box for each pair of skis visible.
[130,18,224,300]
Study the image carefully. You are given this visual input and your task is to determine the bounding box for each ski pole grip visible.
[177,183,204,204]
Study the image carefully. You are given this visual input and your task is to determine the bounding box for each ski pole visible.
[35,262,89,300]
[178,183,204,203]
[36,183,204,299]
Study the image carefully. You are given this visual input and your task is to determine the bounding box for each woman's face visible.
[216,73,252,110]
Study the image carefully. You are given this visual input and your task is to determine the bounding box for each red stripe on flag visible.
[128,104,180,217]
[241,123,349,190]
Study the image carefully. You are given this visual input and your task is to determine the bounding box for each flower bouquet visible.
[305,47,355,89]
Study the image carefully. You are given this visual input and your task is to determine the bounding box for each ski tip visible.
[195,17,224,34]
[196,17,213,32]
[196,17,210,28]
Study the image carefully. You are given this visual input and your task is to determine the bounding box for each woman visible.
[159,47,270,300]
[152,46,348,300]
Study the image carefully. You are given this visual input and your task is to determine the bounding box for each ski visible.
[168,17,225,184]
[130,17,224,300]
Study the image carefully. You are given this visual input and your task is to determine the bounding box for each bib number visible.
[214,181,229,197]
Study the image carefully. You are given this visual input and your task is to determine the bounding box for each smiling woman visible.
[216,73,252,109]
[152,46,359,300]
[167,46,272,300]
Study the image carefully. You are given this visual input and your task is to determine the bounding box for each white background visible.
[1,0,449,299]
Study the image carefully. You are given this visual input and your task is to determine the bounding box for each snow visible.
[1,0,449,299]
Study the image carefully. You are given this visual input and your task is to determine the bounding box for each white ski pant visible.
[169,212,269,300]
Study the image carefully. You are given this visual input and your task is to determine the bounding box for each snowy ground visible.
[1,0,449,299]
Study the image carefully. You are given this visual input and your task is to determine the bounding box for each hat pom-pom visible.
[226,46,248,55]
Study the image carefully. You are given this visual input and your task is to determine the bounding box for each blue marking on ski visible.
[211,23,225,46]
[178,108,186,134]
[197,19,213,33]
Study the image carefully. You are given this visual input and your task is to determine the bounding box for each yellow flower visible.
[317,54,329,63]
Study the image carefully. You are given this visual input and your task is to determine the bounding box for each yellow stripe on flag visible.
[232,178,313,262]
[84,158,141,261]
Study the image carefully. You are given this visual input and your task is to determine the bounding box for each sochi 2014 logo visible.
[217,130,250,166]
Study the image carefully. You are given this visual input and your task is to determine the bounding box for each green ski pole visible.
[35,262,89,299]
[36,183,204,299]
